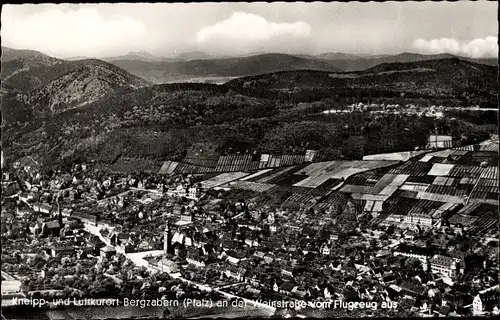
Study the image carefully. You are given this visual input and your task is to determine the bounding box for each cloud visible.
[412,36,498,58]
[196,12,312,54]
[1,6,146,57]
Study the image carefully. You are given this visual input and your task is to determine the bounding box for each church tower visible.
[164,223,173,255]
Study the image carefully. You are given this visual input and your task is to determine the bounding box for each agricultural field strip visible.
[200,172,251,189]
[230,180,274,192]
[294,161,400,188]
[427,163,455,176]
[157,161,179,175]
[257,166,299,184]
[240,169,274,181]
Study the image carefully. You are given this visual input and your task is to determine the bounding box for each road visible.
[214,282,245,290]
[1,271,18,281]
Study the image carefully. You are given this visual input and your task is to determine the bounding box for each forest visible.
[2,80,493,170]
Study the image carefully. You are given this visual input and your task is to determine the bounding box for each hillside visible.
[2,50,495,170]
[25,59,152,114]
[226,58,498,103]
[1,48,151,122]
[108,53,343,83]
[1,46,81,92]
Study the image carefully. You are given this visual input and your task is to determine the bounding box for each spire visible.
[164,222,173,255]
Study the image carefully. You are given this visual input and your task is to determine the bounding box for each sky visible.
[1,2,498,59]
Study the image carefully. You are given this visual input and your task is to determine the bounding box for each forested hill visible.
[1,51,496,170]
[3,81,493,171]
[1,47,151,122]
[226,58,498,107]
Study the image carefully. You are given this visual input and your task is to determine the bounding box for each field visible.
[200,172,250,189]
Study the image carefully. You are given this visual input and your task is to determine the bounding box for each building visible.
[164,224,173,255]
[427,135,453,149]
[305,150,318,162]
[186,248,205,268]
[42,221,61,237]
[393,245,429,271]
[33,203,52,214]
[474,285,500,315]
[100,246,117,259]
[404,214,433,227]
[51,244,74,257]
[430,254,457,278]
[267,212,275,224]
[187,186,200,200]
[225,266,247,281]
[159,258,178,273]
[321,243,334,255]
[282,266,294,278]
[279,282,295,296]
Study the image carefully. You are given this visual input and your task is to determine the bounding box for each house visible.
[473,286,500,315]
[400,281,426,298]
[187,186,200,200]
[427,135,454,149]
[430,255,457,278]
[100,246,116,259]
[33,203,51,214]
[51,244,74,257]
[305,150,318,162]
[43,221,62,237]
[279,282,295,295]
[273,282,279,292]
[76,246,94,259]
[435,305,451,317]
[404,214,433,228]
[330,233,340,241]
[292,286,308,298]
[282,266,294,278]
[321,243,334,255]
[186,248,206,268]
[225,266,247,281]
[172,205,183,215]
[159,258,179,273]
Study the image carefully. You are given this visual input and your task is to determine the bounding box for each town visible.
[1,3,498,319]
[2,132,499,318]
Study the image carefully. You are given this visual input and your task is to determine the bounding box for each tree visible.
[405,257,423,271]
[342,136,365,160]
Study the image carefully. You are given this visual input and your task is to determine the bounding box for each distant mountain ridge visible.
[108,53,343,83]
[77,49,498,84]
[102,51,178,62]
[312,52,498,71]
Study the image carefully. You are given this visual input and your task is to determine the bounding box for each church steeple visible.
[164,223,173,255]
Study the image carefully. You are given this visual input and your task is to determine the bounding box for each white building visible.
[404,214,433,227]
[394,248,429,271]
[430,255,457,278]
[427,135,453,149]
[159,258,178,273]
[187,187,200,200]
